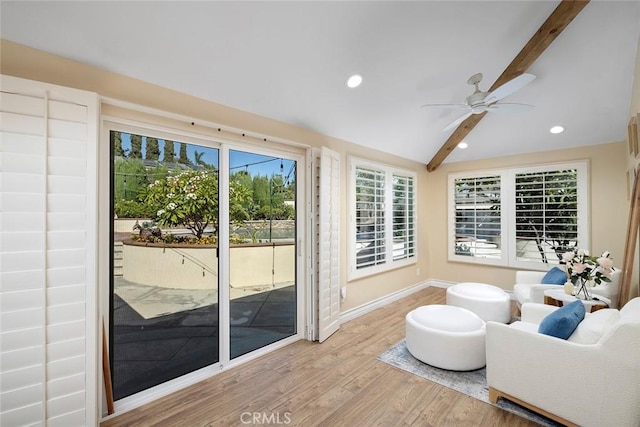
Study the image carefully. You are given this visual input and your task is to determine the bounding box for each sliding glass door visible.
[228,150,297,359]
[110,131,220,400]
[108,128,300,401]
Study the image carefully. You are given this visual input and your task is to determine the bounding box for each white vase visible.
[564,281,575,295]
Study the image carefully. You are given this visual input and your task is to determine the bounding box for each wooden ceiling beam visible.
[426,0,590,172]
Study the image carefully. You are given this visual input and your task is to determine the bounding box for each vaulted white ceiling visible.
[2,1,639,165]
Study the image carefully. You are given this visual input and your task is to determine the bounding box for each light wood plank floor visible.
[101,287,537,427]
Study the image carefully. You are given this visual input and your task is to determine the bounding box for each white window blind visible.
[448,162,588,269]
[515,169,579,264]
[0,75,98,426]
[355,166,386,270]
[453,175,502,260]
[392,174,415,261]
[349,158,417,279]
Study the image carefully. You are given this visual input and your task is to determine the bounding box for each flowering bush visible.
[562,249,614,286]
[144,170,219,239]
[144,169,251,240]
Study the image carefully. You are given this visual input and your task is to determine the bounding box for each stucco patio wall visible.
[122,241,295,289]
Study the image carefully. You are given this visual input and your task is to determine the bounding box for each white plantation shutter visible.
[349,158,417,279]
[0,75,98,426]
[513,167,582,265]
[317,147,340,342]
[354,166,386,269]
[449,162,587,268]
[391,173,415,261]
[453,175,502,260]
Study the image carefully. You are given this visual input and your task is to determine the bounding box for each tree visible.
[162,140,175,163]
[230,171,253,224]
[112,131,125,157]
[178,142,189,165]
[145,170,218,239]
[146,137,160,161]
[145,169,251,240]
[114,158,148,202]
[252,175,270,218]
[130,134,142,159]
[194,150,205,167]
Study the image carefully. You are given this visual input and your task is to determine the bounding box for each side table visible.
[543,289,608,313]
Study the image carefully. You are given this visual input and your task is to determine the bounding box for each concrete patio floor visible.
[111,279,296,400]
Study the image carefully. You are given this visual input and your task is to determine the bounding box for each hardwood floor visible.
[101,287,537,427]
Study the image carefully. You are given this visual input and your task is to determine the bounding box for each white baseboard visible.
[339,279,516,324]
[426,279,456,289]
[340,279,433,324]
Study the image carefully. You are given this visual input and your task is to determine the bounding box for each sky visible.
[118,132,295,179]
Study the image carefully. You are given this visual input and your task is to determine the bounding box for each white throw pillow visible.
[568,309,621,344]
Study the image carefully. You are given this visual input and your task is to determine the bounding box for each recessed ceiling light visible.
[550,125,564,134]
[457,142,468,149]
[346,74,363,88]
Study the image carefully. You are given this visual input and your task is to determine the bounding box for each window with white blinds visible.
[448,162,588,269]
[392,174,415,261]
[515,169,579,264]
[350,158,416,279]
[0,75,98,426]
[453,175,502,260]
[355,166,386,270]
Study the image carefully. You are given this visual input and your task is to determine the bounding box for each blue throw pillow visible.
[541,266,567,285]
[538,300,585,339]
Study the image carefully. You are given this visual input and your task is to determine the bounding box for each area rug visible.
[377,340,561,427]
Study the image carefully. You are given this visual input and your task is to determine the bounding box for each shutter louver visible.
[1,76,98,426]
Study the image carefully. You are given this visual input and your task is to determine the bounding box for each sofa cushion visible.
[568,309,621,344]
[538,300,585,339]
[541,266,567,285]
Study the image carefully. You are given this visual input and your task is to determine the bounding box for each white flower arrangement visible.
[562,249,614,300]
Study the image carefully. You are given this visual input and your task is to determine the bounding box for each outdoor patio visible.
[112,278,296,400]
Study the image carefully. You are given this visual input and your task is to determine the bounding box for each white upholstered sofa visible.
[486,297,640,427]
[513,268,621,308]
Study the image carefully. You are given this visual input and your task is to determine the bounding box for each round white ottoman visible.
[446,282,511,323]
[405,305,486,371]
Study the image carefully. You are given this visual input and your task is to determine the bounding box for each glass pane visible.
[111,131,219,400]
[515,169,578,263]
[355,167,385,269]
[392,174,415,261]
[454,176,501,259]
[229,150,296,359]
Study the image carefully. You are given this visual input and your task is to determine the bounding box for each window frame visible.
[348,156,417,280]
[448,161,589,271]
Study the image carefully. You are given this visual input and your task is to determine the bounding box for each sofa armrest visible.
[515,270,547,284]
[529,284,566,304]
[520,302,559,324]
[486,322,606,426]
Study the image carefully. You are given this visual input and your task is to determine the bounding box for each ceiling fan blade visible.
[484,73,536,105]
[487,103,534,114]
[421,103,468,110]
[442,112,472,132]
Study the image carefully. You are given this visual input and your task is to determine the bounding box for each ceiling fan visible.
[422,72,536,132]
